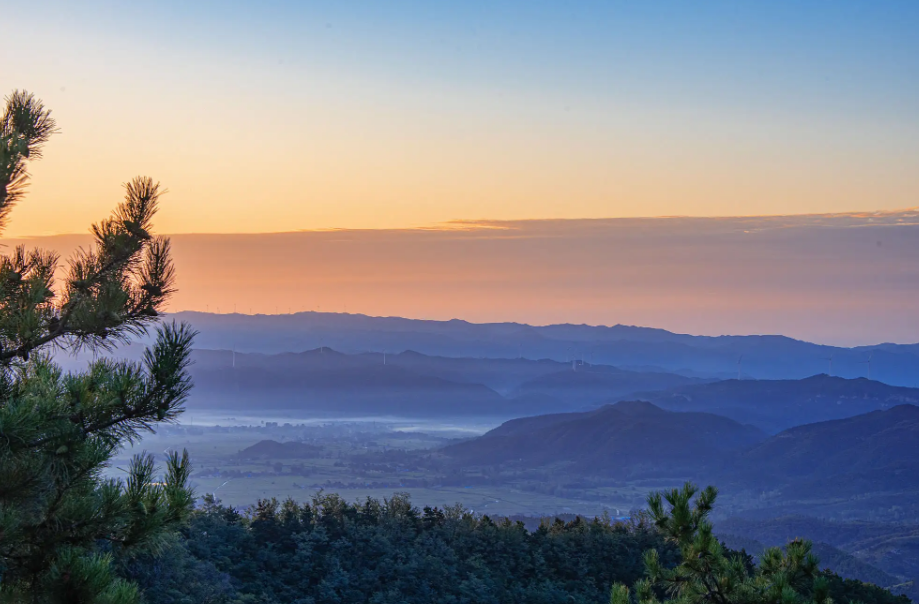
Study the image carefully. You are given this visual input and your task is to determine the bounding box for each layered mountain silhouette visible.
[56,340,919,426]
[167,311,919,387]
[513,365,704,407]
[180,348,704,417]
[190,349,512,416]
[630,375,919,433]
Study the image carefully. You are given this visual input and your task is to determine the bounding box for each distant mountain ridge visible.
[166,311,919,387]
[629,374,919,433]
[55,338,919,427]
[183,348,701,418]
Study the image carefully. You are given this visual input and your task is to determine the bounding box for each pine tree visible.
[0,90,196,603]
[610,483,833,604]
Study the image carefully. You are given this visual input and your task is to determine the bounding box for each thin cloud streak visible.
[3,212,917,346]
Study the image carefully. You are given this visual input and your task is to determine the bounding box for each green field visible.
[105,423,646,517]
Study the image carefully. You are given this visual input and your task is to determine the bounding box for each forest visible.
[116,491,910,604]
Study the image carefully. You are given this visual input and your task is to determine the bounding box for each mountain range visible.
[164,311,919,387]
[184,348,707,417]
[54,339,919,427]
[631,375,919,433]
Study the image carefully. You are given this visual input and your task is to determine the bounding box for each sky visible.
[4,211,918,346]
[2,1,918,236]
[1,1,918,343]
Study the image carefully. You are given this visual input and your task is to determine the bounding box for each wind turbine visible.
[823,354,833,376]
[860,353,873,380]
[737,355,743,380]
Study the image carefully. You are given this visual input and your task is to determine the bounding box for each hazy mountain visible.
[630,375,919,433]
[54,343,714,419]
[188,348,514,417]
[513,365,703,407]
[183,348,706,418]
[439,401,919,517]
[730,405,919,484]
[164,311,919,387]
[441,401,766,476]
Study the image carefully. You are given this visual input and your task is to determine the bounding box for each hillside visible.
[437,401,919,522]
[724,405,919,499]
[630,375,919,433]
[441,401,765,476]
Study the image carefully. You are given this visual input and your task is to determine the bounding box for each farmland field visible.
[106,420,646,517]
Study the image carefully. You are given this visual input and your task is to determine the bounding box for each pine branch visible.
[13,323,195,452]
[0,178,175,363]
[0,90,57,230]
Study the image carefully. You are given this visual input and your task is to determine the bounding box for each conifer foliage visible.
[0,90,196,603]
[610,484,834,604]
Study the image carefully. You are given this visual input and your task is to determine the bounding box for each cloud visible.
[4,211,918,345]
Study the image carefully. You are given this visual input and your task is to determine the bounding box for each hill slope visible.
[726,405,919,496]
[442,400,765,477]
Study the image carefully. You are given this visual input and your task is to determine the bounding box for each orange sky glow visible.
[3,212,917,346]
[3,1,918,344]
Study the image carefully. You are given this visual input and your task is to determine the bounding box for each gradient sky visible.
[2,2,918,344]
[2,1,918,236]
[4,211,918,346]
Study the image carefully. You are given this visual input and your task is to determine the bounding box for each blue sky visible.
[1,1,917,235]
